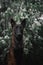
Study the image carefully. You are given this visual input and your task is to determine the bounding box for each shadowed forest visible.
[0,0,43,65]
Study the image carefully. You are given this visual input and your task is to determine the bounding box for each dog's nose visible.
[17,33,21,36]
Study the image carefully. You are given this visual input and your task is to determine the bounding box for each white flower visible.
[35,18,37,20]
[32,23,36,29]
[20,16,25,19]
[24,48,28,54]
[7,7,11,10]
[22,8,26,12]
[25,15,28,18]
[34,20,41,26]
[1,40,5,44]
[16,21,20,24]
[20,12,23,16]
[4,35,10,39]
[38,36,41,39]
[0,37,3,40]
[38,15,43,20]
[0,4,1,8]
[4,48,7,51]
[1,12,3,15]
[3,13,5,16]
[29,9,31,11]
[26,38,28,41]
[5,11,8,14]
[11,9,14,13]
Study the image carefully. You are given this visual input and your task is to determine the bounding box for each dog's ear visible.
[10,18,16,28]
[21,19,26,28]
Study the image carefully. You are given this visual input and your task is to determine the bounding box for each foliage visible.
[0,0,43,62]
